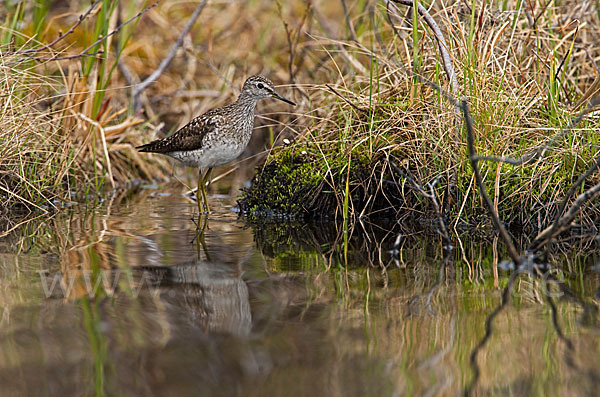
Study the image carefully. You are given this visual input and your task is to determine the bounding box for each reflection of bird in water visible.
[137,75,295,213]
[139,260,251,336]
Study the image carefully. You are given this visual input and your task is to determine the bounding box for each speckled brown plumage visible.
[137,75,295,170]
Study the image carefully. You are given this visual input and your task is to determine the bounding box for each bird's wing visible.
[137,114,225,153]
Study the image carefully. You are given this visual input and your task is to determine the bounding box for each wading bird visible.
[137,75,295,213]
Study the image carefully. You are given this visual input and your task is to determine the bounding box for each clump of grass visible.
[0,2,172,223]
[240,0,600,233]
[0,56,76,215]
[0,50,167,219]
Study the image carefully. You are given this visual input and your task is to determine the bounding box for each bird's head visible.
[241,75,296,106]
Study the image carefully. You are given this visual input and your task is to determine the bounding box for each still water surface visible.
[1,186,599,396]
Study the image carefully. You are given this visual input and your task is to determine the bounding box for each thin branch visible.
[385,0,410,42]
[325,83,366,112]
[277,2,295,83]
[13,1,101,55]
[538,150,600,248]
[11,0,162,66]
[278,1,311,84]
[340,0,359,43]
[532,182,600,250]
[462,99,521,263]
[132,0,208,112]
[80,0,163,56]
[21,50,105,63]
[378,0,595,259]
[377,2,460,108]
[473,94,600,166]
[387,0,459,96]
[381,0,462,150]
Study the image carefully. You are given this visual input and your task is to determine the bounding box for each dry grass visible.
[0,50,168,222]
[0,58,71,214]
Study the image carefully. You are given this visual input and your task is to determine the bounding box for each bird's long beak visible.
[272,91,296,106]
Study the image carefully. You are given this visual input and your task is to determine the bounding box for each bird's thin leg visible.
[196,168,212,214]
[197,170,205,214]
[202,168,213,213]
[193,213,211,261]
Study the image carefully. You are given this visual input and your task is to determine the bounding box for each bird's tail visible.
[136,138,173,153]
[136,142,158,152]
[136,143,151,152]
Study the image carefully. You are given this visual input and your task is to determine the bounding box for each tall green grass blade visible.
[411,0,421,98]
[33,0,50,38]
[2,2,24,47]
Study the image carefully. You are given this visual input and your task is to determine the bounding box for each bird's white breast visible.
[168,140,247,169]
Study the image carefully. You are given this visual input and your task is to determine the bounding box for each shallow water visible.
[1,186,599,396]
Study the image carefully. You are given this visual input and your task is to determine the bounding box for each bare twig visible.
[537,150,600,248]
[387,0,459,96]
[462,99,521,263]
[473,95,600,166]
[79,0,163,57]
[12,0,162,66]
[132,0,208,112]
[340,0,359,43]
[532,182,600,250]
[12,1,101,55]
[278,1,311,84]
[118,59,137,87]
[385,0,409,41]
[325,83,366,112]
[372,2,462,118]
[17,50,105,64]
[381,0,462,158]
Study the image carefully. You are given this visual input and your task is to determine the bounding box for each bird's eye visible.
[257,83,264,89]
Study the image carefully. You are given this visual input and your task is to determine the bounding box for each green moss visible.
[238,147,323,219]
[238,140,414,220]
